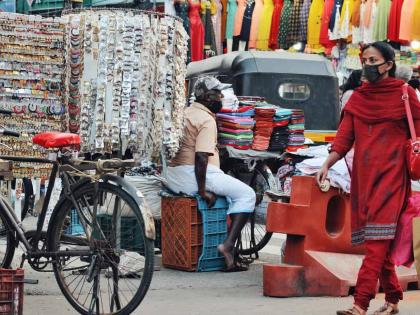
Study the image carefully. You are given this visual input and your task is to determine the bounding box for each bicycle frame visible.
[0,155,92,257]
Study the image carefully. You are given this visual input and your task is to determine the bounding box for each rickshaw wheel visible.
[226,163,274,256]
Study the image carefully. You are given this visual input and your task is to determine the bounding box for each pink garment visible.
[390,194,420,267]
[234,0,247,36]
[212,0,224,54]
[218,127,253,133]
[248,0,264,48]
[399,0,416,41]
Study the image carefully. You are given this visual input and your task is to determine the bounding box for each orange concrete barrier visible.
[263,176,419,297]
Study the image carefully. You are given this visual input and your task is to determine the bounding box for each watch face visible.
[28,104,37,112]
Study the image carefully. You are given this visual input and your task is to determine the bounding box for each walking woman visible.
[317,41,420,315]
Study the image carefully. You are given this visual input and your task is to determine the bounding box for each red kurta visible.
[269,0,284,50]
[387,0,404,43]
[331,78,420,245]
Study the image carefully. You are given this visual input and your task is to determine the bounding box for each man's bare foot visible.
[218,244,234,269]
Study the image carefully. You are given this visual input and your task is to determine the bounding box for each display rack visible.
[0,13,67,178]
[62,9,189,162]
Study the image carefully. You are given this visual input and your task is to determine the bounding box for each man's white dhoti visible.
[166,165,256,214]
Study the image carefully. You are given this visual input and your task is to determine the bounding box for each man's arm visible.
[195,152,216,207]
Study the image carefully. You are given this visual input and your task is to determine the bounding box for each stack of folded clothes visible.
[287,109,306,152]
[268,108,292,152]
[252,105,276,151]
[216,106,255,149]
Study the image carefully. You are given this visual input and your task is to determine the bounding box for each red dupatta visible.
[344,77,420,123]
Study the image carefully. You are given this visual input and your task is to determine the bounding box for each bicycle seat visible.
[32,132,81,149]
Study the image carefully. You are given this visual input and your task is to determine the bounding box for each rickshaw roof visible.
[187,51,336,79]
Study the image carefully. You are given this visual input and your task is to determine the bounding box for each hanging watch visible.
[28,103,38,113]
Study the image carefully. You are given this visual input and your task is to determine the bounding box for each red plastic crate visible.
[0,269,24,315]
[161,197,203,271]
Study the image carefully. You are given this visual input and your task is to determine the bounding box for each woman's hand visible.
[316,151,341,187]
[316,164,329,187]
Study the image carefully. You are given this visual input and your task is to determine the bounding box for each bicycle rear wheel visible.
[226,163,274,256]
[0,199,16,268]
[48,182,154,315]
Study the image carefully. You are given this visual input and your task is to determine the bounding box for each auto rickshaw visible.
[185,51,340,259]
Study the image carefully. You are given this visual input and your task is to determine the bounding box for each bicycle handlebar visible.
[0,109,12,116]
[0,127,20,137]
[97,159,136,170]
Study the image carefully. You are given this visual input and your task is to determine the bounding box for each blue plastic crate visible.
[196,197,228,272]
[65,209,84,235]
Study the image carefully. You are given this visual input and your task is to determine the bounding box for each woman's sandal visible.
[336,307,364,315]
[373,303,399,315]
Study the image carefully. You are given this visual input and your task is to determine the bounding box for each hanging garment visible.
[249,0,264,48]
[350,0,361,27]
[287,0,305,46]
[226,0,238,39]
[212,0,224,54]
[277,0,293,49]
[221,0,229,43]
[165,0,177,15]
[372,0,391,42]
[175,1,192,63]
[298,0,312,42]
[387,0,404,42]
[399,0,415,41]
[362,0,378,44]
[338,0,354,39]
[240,0,256,42]
[307,0,325,49]
[350,0,361,43]
[189,0,205,61]
[234,0,248,36]
[328,0,343,40]
[257,0,275,50]
[411,0,420,40]
[202,0,218,58]
[319,0,336,49]
[269,0,284,49]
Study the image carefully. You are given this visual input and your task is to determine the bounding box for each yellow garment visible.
[256,0,275,50]
[307,0,325,47]
[411,0,420,40]
[201,0,215,15]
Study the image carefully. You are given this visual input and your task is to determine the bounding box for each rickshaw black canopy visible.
[187,51,340,131]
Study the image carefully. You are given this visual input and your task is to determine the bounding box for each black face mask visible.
[362,62,388,83]
[207,100,223,113]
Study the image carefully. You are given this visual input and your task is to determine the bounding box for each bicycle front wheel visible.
[0,200,15,268]
[48,182,154,315]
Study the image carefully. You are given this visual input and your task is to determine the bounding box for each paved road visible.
[19,254,420,315]
[12,220,420,314]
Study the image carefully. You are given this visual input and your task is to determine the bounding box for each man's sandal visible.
[336,307,363,315]
[373,303,399,315]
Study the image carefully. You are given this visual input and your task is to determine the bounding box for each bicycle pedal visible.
[19,253,26,269]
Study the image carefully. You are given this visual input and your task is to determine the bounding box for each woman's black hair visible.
[362,41,396,77]
[340,70,363,93]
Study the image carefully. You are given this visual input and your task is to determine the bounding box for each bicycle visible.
[221,154,278,257]
[0,117,155,314]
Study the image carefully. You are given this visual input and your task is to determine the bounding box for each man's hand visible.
[199,191,217,208]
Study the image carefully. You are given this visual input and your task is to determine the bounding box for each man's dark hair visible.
[340,70,363,93]
[408,79,420,90]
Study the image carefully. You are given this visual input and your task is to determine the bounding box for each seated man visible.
[166,76,256,272]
